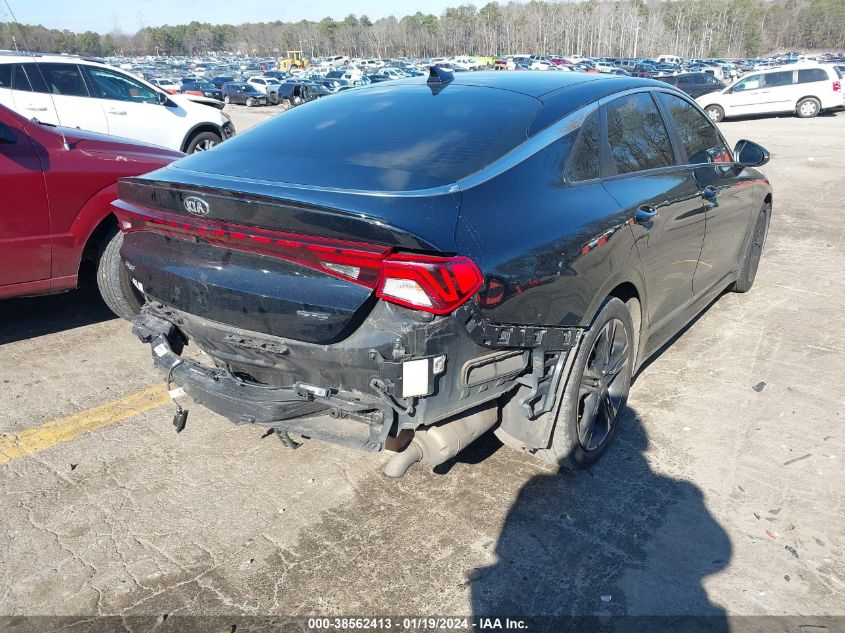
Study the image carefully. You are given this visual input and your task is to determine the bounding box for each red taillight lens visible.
[377,254,483,314]
[834,81,841,92]
[117,207,483,315]
[118,209,389,286]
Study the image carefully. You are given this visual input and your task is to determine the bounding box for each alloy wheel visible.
[577,317,629,451]
[194,139,216,152]
[746,211,768,281]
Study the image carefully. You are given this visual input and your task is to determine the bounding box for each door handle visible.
[633,205,658,224]
[702,185,719,201]
[25,105,48,111]
[108,109,127,115]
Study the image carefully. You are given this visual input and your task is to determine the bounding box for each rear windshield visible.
[176,83,541,192]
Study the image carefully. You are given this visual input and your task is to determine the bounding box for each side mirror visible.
[734,139,770,167]
[0,121,17,144]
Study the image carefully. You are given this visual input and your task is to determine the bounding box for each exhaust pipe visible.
[383,404,498,478]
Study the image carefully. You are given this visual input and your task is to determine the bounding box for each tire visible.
[185,131,221,153]
[224,95,231,104]
[269,92,279,105]
[245,97,255,107]
[280,98,292,111]
[733,203,770,293]
[705,104,725,123]
[96,227,144,321]
[796,97,820,118]
[536,297,634,469]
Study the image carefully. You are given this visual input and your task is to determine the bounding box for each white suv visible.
[697,64,844,122]
[0,55,234,153]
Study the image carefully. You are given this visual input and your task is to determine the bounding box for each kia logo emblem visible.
[184,196,210,217]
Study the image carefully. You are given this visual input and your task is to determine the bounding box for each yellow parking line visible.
[0,385,169,465]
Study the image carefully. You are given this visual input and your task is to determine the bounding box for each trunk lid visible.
[116,168,462,344]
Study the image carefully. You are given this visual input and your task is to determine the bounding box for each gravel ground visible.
[0,105,843,631]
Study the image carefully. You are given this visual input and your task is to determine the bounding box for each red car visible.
[0,104,182,319]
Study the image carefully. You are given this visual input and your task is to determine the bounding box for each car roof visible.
[0,53,109,68]
[747,63,837,75]
[389,70,666,99]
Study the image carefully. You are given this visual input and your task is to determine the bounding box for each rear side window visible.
[24,63,89,97]
[12,65,32,91]
[605,92,675,175]
[764,71,794,87]
[797,68,829,83]
[566,109,601,182]
[658,93,730,165]
[0,65,10,88]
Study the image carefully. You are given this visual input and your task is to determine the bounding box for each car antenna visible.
[2,0,72,150]
[427,65,453,95]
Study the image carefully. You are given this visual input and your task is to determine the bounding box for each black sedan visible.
[220,82,267,106]
[116,69,771,476]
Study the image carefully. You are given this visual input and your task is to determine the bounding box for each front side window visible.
[764,71,794,87]
[733,75,761,92]
[605,92,675,175]
[566,108,601,182]
[12,64,32,91]
[658,93,730,165]
[86,67,158,104]
[797,68,829,83]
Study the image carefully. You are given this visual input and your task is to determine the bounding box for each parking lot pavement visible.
[1,111,843,626]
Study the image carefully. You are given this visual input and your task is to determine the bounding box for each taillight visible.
[117,208,483,315]
[377,254,483,314]
[834,81,841,92]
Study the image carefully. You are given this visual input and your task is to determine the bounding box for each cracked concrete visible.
[0,110,843,627]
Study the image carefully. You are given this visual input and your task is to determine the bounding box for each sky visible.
[2,0,461,34]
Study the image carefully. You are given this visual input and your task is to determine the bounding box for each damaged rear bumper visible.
[134,310,395,451]
[132,302,581,453]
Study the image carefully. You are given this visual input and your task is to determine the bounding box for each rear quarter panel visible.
[456,136,641,328]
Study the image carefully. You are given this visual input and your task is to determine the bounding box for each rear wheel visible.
[185,131,221,153]
[536,297,633,469]
[96,227,144,321]
[796,97,820,118]
[269,92,279,105]
[224,95,231,104]
[245,97,255,107]
[733,203,770,293]
[705,104,725,123]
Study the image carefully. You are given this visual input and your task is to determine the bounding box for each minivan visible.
[697,64,843,121]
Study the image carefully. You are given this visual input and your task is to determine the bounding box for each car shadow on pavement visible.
[0,283,116,345]
[471,406,731,628]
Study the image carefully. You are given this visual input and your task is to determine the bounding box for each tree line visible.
[1,0,843,60]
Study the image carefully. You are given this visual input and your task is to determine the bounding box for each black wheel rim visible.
[577,317,629,451]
